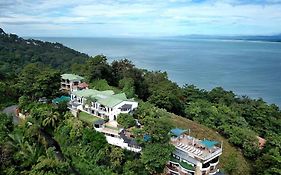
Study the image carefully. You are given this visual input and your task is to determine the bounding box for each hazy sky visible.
[1,0,281,37]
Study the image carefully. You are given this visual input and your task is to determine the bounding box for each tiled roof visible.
[61,74,84,81]
[78,82,89,88]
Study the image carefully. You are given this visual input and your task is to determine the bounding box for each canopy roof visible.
[143,134,151,142]
[200,140,219,149]
[73,89,133,108]
[61,74,84,81]
[52,96,71,104]
[170,128,188,137]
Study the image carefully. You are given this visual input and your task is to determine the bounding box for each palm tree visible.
[42,111,60,128]
[8,133,41,167]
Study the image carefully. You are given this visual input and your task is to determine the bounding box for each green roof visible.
[61,74,84,81]
[73,89,131,108]
[52,96,71,104]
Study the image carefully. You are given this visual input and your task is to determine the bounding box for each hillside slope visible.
[170,114,252,175]
[0,28,89,74]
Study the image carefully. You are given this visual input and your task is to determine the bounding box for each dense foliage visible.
[0,28,88,74]
[0,29,280,175]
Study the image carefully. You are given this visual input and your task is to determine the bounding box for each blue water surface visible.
[36,37,281,106]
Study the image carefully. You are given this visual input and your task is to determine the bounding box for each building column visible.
[195,163,202,175]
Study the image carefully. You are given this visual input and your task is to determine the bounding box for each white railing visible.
[203,148,222,161]
[175,145,222,164]
[169,160,195,173]
[209,169,219,175]
[210,160,219,167]
[167,167,180,175]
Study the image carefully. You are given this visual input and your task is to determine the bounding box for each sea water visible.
[37,37,281,106]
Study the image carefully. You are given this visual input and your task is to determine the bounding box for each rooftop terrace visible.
[171,134,222,162]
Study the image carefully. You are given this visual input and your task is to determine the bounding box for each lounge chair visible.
[189,148,195,152]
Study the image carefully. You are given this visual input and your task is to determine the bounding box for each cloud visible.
[0,0,281,36]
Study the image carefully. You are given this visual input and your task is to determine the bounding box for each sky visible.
[1,0,281,37]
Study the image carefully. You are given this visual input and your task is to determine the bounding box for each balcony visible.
[201,165,210,172]
[167,164,180,175]
[98,108,107,114]
[209,168,219,175]
[210,160,219,167]
[171,138,222,162]
[169,157,195,173]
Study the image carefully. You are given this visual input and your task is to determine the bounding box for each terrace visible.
[171,135,222,161]
[169,156,195,171]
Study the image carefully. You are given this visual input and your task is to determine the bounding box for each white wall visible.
[105,135,141,152]
[109,101,138,121]
[70,93,138,121]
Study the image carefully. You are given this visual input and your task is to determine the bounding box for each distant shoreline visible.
[27,36,281,45]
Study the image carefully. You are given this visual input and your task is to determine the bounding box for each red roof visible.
[78,82,89,88]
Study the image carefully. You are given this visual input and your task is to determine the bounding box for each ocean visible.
[36,37,281,106]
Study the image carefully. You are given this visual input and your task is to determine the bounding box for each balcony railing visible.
[166,165,180,175]
[203,148,222,161]
[169,157,195,173]
[209,168,219,175]
[210,160,219,167]
[175,144,222,162]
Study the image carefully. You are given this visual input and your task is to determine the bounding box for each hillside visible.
[171,114,252,175]
[0,28,89,74]
[0,28,279,175]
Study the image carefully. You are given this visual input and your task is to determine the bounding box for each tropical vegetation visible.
[0,28,280,175]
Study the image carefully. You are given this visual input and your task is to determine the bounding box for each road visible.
[2,105,19,124]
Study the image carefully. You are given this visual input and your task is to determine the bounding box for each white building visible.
[94,121,141,153]
[61,74,84,92]
[167,128,222,175]
[69,89,138,121]
[68,88,140,152]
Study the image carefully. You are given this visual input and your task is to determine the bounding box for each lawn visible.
[78,111,100,124]
[170,113,252,175]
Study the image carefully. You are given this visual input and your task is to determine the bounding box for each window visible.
[209,157,219,164]
[202,162,210,168]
